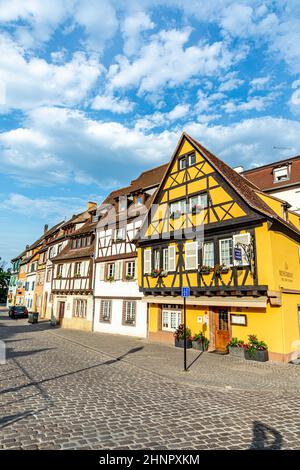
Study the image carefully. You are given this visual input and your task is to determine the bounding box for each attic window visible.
[119,198,127,212]
[273,166,289,183]
[136,195,143,206]
[178,152,196,170]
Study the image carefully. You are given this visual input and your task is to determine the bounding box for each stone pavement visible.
[0,309,300,450]
[47,324,300,393]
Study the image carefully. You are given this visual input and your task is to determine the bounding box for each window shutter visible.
[168,245,176,271]
[144,249,152,274]
[99,263,105,281]
[115,260,123,280]
[122,301,126,325]
[185,241,198,270]
[100,300,104,321]
[233,233,251,266]
[133,301,136,325]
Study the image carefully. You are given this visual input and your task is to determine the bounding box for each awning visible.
[142,295,268,308]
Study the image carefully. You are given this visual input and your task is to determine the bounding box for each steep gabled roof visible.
[103,163,168,205]
[139,133,300,239]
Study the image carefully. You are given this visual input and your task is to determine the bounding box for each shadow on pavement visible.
[250,421,282,449]
[0,345,144,396]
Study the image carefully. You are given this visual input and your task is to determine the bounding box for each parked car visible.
[9,306,29,319]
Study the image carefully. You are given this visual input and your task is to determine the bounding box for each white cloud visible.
[108,28,242,94]
[184,116,300,167]
[121,11,155,56]
[0,193,95,220]
[135,104,190,130]
[249,76,271,91]
[73,0,118,52]
[219,77,244,92]
[0,34,103,111]
[290,78,300,112]
[222,94,276,113]
[0,106,177,186]
[91,95,135,114]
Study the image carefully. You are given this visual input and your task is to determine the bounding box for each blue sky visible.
[1,0,300,263]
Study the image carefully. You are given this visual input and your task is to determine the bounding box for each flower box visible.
[175,338,193,349]
[244,349,268,362]
[228,345,245,358]
[192,340,208,351]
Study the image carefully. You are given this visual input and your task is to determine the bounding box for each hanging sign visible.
[234,247,242,261]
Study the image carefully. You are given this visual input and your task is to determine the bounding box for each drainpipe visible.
[91,253,96,333]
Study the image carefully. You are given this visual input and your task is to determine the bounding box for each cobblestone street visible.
[1,309,300,450]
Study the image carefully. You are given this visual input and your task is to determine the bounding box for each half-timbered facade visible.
[93,165,167,338]
[137,133,300,362]
[51,203,97,331]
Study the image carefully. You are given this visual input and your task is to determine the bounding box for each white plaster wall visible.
[270,187,300,213]
[93,298,147,338]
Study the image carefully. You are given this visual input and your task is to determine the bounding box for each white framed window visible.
[219,238,233,266]
[100,300,112,322]
[126,260,136,279]
[73,299,87,318]
[188,152,196,166]
[170,199,186,216]
[273,166,289,183]
[136,195,143,206]
[233,233,251,266]
[154,249,160,270]
[115,260,123,280]
[115,227,126,241]
[163,248,168,271]
[203,241,214,268]
[57,264,63,276]
[188,193,208,212]
[74,262,81,276]
[107,263,115,279]
[119,197,127,212]
[162,310,181,332]
[144,249,152,274]
[168,245,176,271]
[179,157,187,170]
[123,301,136,325]
[185,241,198,270]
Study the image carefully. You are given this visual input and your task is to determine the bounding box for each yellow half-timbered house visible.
[137,133,300,362]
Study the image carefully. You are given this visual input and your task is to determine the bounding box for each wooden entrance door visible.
[214,309,230,352]
[58,302,65,324]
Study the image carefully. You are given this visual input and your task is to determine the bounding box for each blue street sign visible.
[234,247,242,261]
[181,287,190,297]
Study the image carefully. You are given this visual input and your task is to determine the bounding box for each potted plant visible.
[191,204,203,214]
[56,274,62,279]
[151,268,161,278]
[159,270,168,277]
[192,332,209,351]
[244,334,268,362]
[199,265,212,274]
[170,210,182,220]
[213,263,228,277]
[126,274,134,281]
[74,273,81,278]
[174,324,192,349]
[107,276,114,282]
[227,337,245,358]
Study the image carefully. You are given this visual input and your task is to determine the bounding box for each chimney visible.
[87,201,97,211]
[44,224,49,233]
[233,166,244,174]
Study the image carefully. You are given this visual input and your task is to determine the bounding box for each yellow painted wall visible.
[61,317,92,331]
